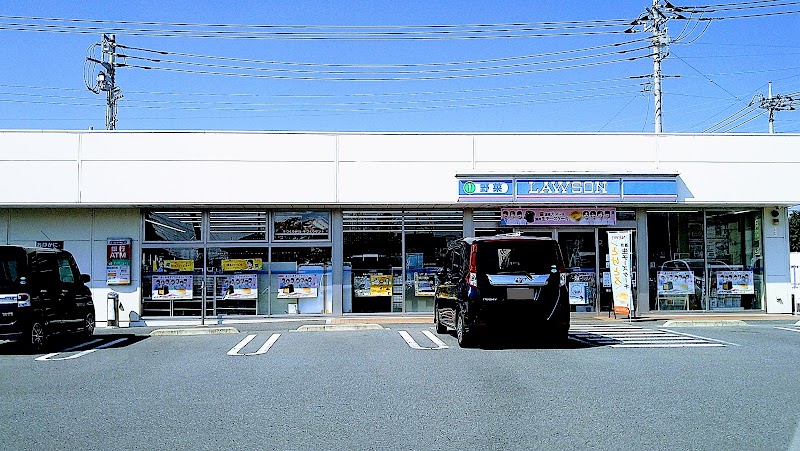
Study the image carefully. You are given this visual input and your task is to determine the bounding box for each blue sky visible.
[0,0,798,133]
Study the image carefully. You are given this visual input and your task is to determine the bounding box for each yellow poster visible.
[222,258,263,271]
[154,259,195,272]
[370,274,392,296]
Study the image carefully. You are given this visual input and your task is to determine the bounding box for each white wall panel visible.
[81,132,337,162]
[338,134,473,162]
[8,209,93,241]
[658,135,800,163]
[338,161,471,203]
[0,132,79,160]
[474,134,658,163]
[80,161,336,204]
[474,161,661,173]
[0,161,79,204]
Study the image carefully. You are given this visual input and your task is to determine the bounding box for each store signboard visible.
[277,274,319,298]
[152,275,193,300]
[274,211,330,240]
[716,270,755,295]
[500,208,616,226]
[222,258,263,271]
[608,231,633,316]
[568,282,588,305]
[107,238,132,285]
[221,275,258,300]
[457,175,678,203]
[457,180,514,202]
[657,271,695,295]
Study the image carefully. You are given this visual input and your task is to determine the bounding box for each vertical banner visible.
[107,238,132,285]
[608,231,634,316]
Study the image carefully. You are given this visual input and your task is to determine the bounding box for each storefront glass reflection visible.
[270,247,332,315]
[142,247,203,317]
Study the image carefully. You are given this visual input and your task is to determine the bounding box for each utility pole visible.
[629,1,674,133]
[754,82,796,133]
[86,34,123,130]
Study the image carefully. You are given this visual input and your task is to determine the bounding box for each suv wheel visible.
[29,321,46,351]
[84,313,95,337]
[456,310,475,348]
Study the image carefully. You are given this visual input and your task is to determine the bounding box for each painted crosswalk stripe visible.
[570,324,729,348]
[227,333,281,356]
[775,327,800,334]
[398,330,449,350]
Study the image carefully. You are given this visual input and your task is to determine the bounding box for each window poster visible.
[569,282,588,305]
[222,258,263,271]
[353,274,393,297]
[273,211,330,240]
[153,257,195,272]
[220,275,258,300]
[152,275,193,300]
[414,272,437,297]
[716,270,754,295]
[657,271,695,295]
[277,274,319,298]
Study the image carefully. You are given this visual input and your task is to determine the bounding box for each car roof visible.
[462,235,557,245]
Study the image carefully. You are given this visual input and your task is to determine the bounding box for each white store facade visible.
[0,131,797,326]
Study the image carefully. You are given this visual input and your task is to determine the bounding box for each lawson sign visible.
[458,176,677,203]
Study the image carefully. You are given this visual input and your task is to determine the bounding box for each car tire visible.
[28,321,46,351]
[435,309,447,334]
[84,313,95,337]
[456,310,475,348]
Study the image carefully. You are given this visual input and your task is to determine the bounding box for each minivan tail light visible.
[17,293,31,308]
[466,244,479,288]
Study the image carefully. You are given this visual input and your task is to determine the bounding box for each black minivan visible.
[434,235,569,347]
[0,246,95,350]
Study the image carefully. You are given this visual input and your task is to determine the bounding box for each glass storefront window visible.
[209,212,267,241]
[270,247,332,315]
[403,211,463,313]
[705,210,763,310]
[207,247,269,315]
[273,211,330,241]
[144,211,202,242]
[647,210,764,311]
[142,247,203,316]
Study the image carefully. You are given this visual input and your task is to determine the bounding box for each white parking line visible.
[227,333,281,356]
[398,330,449,350]
[36,337,129,361]
[775,327,800,334]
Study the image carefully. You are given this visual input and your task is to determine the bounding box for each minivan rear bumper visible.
[469,298,569,329]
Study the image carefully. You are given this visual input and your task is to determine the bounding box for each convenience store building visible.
[0,131,797,326]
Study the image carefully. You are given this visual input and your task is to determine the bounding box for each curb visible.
[149,327,240,336]
[662,320,747,327]
[295,324,385,332]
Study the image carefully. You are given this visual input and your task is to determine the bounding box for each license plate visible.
[507,288,535,300]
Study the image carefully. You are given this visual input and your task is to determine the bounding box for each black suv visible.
[434,235,569,347]
[0,246,94,350]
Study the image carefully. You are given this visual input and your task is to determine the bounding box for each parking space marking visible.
[398,330,449,350]
[36,337,129,361]
[570,324,731,348]
[775,326,800,334]
[227,333,281,356]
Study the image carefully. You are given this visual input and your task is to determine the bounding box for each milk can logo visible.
[463,181,477,194]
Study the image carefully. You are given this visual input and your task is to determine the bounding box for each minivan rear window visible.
[478,241,562,275]
[0,252,23,289]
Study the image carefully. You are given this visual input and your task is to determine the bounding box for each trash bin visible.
[107,292,119,327]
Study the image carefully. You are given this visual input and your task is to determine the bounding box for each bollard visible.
[107,292,119,327]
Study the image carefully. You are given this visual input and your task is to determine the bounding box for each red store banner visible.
[500,208,616,226]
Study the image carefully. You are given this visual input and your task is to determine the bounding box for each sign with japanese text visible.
[277,274,319,299]
[151,275,193,300]
[353,274,393,297]
[608,231,633,316]
[36,240,64,249]
[154,259,195,272]
[220,274,258,300]
[458,180,514,201]
[106,238,132,285]
[222,258,263,271]
[274,211,330,240]
[500,208,616,226]
[716,270,754,295]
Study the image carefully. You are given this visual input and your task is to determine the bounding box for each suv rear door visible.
[29,251,64,332]
[55,252,86,331]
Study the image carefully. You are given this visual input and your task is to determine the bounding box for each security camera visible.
[771,210,780,218]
